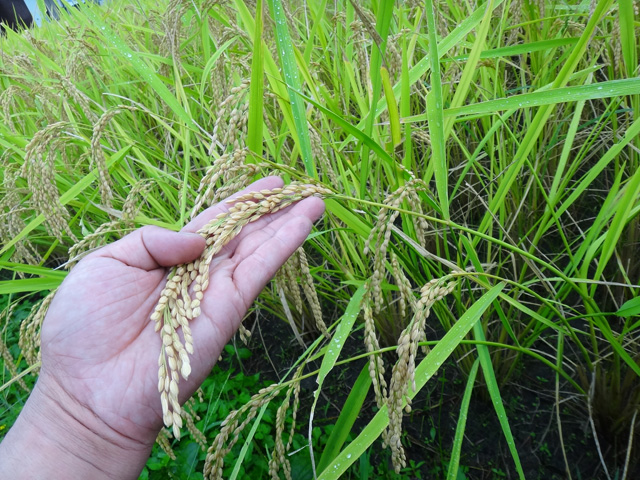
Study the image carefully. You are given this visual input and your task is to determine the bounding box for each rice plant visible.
[1,0,639,477]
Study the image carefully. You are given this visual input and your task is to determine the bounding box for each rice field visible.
[1,0,640,478]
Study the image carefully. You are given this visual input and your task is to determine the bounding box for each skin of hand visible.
[0,176,325,479]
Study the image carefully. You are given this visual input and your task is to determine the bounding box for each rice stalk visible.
[23,122,78,244]
[191,149,272,217]
[203,383,280,479]
[365,180,431,313]
[0,303,29,393]
[363,288,388,410]
[155,428,177,460]
[295,247,329,339]
[67,180,151,268]
[18,289,57,371]
[52,71,99,123]
[0,170,41,266]
[153,183,331,439]
[385,277,457,473]
[0,85,33,134]
[268,366,303,480]
[210,79,251,153]
[90,106,137,212]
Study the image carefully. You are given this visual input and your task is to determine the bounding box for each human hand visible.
[0,176,325,479]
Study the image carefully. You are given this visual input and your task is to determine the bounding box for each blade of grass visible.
[423,0,448,219]
[81,7,194,128]
[591,164,640,294]
[267,0,316,178]
[357,0,394,198]
[317,364,372,473]
[473,320,525,478]
[380,67,401,149]
[617,298,640,318]
[550,115,640,235]
[308,285,366,476]
[229,403,271,480]
[444,0,494,138]
[317,283,506,479]
[247,0,264,156]
[0,262,67,279]
[0,277,64,294]
[442,78,640,119]
[618,0,638,78]
[447,359,479,480]
[198,37,237,102]
[0,145,132,257]
[339,0,506,152]
[291,88,408,184]
[474,0,614,240]
[447,37,580,62]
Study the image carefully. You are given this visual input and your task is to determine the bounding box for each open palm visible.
[37,177,325,449]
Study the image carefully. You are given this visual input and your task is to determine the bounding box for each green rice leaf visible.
[0,277,63,294]
[473,320,525,478]
[617,297,640,318]
[424,0,448,219]
[444,78,640,118]
[317,283,505,479]
[267,0,316,178]
[447,359,479,480]
[247,0,265,156]
[317,364,372,473]
[592,165,640,290]
[380,67,401,148]
[0,145,132,257]
[618,0,638,77]
[81,8,194,128]
[309,285,365,474]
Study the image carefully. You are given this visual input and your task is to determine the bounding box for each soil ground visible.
[226,311,637,479]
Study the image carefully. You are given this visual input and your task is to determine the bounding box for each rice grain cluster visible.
[151,183,331,438]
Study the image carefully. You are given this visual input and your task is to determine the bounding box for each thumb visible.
[94,226,206,270]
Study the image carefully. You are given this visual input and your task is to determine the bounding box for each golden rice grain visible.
[0,170,41,266]
[23,122,78,244]
[156,428,177,460]
[385,277,457,473]
[269,384,295,480]
[296,247,329,339]
[155,183,331,439]
[18,289,57,371]
[90,107,137,211]
[363,290,388,410]
[0,303,30,393]
[204,384,280,479]
[52,71,99,123]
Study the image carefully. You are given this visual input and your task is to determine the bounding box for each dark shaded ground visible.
[228,310,636,480]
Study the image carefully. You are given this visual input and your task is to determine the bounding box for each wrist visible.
[0,376,154,479]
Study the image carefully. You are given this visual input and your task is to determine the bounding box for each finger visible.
[90,226,206,271]
[228,196,325,309]
[183,176,285,233]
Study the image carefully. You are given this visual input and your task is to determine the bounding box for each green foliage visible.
[1,0,639,477]
[0,295,38,436]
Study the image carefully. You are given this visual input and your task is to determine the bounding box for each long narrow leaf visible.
[317,364,372,473]
[267,0,316,178]
[447,359,479,480]
[308,286,366,474]
[246,0,264,156]
[317,283,506,479]
[473,320,525,478]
